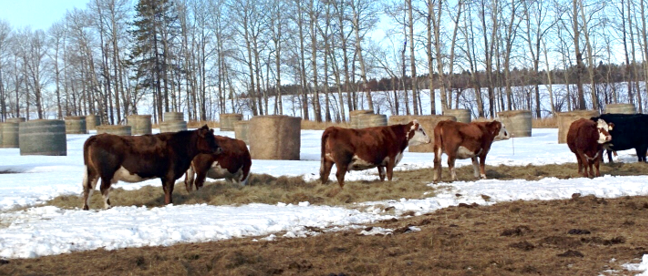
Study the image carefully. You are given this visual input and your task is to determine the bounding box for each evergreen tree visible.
[129,0,179,121]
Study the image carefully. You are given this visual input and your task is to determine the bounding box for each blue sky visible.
[0,0,89,31]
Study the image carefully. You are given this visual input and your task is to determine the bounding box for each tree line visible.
[0,0,647,124]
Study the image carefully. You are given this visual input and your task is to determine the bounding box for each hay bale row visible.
[159,121,187,133]
[389,115,456,152]
[97,125,132,136]
[605,103,636,114]
[234,121,250,145]
[497,110,532,138]
[349,110,374,128]
[0,122,18,148]
[249,115,300,160]
[556,110,600,144]
[220,113,243,131]
[126,115,152,135]
[164,112,184,122]
[355,114,387,128]
[443,109,471,123]
[19,120,67,156]
[64,116,87,134]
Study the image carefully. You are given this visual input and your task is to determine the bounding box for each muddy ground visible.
[1,162,648,276]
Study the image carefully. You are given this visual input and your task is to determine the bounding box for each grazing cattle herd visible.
[79,112,646,210]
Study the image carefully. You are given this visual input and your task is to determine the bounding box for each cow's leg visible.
[184,163,196,192]
[575,153,583,174]
[386,158,396,181]
[99,177,112,209]
[478,155,487,179]
[194,170,208,190]
[594,152,602,177]
[377,166,386,181]
[448,156,457,181]
[606,150,614,163]
[162,178,175,204]
[320,158,334,184]
[471,157,480,179]
[636,146,648,162]
[82,166,99,210]
[335,163,348,188]
[577,152,590,177]
[433,146,443,183]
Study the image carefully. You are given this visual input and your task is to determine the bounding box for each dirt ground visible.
[2,163,648,276]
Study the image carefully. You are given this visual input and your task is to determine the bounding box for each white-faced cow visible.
[433,120,510,183]
[567,118,613,177]
[320,120,431,188]
[81,125,221,210]
[185,135,252,191]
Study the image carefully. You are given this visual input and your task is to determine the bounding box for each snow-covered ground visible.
[0,127,647,275]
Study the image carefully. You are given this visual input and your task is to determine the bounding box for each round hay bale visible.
[96,125,131,136]
[164,112,184,122]
[556,110,600,144]
[64,116,87,134]
[497,110,532,137]
[391,115,456,152]
[349,110,374,128]
[234,121,250,145]
[356,114,387,128]
[85,115,100,130]
[388,115,414,125]
[7,117,25,123]
[159,120,187,133]
[605,103,636,114]
[220,113,243,131]
[443,109,471,123]
[0,122,19,148]
[249,115,301,160]
[19,120,67,156]
[126,115,152,135]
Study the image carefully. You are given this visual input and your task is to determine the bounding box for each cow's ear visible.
[489,121,501,134]
[608,122,614,130]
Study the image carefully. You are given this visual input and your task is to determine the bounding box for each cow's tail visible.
[241,152,252,186]
[434,125,444,160]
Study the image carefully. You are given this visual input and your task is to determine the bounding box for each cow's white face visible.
[408,120,431,146]
[494,120,511,141]
[595,119,613,144]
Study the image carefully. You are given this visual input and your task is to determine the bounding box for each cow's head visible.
[490,120,510,140]
[407,119,431,146]
[595,119,613,144]
[196,125,222,154]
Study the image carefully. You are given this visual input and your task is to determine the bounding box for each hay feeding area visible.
[6,161,648,276]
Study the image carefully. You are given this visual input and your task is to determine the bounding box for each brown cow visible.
[185,135,252,191]
[433,120,510,183]
[567,118,613,177]
[81,125,221,210]
[320,120,431,188]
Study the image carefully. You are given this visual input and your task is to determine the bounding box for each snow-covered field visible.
[0,126,647,274]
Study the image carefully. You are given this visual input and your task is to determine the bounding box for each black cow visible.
[590,114,648,162]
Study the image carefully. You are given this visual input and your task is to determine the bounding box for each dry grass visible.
[532,116,558,128]
[187,120,220,129]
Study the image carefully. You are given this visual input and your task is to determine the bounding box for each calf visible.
[185,135,252,191]
[567,118,613,177]
[590,114,648,162]
[433,120,510,183]
[320,120,430,188]
[82,125,221,210]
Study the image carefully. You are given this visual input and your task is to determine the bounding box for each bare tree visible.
[0,20,12,121]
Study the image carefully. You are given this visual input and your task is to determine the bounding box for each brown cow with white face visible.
[81,125,221,210]
[320,120,431,188]
[433,120,510,183]
[567,118,613,177]
[185,135,252,191]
